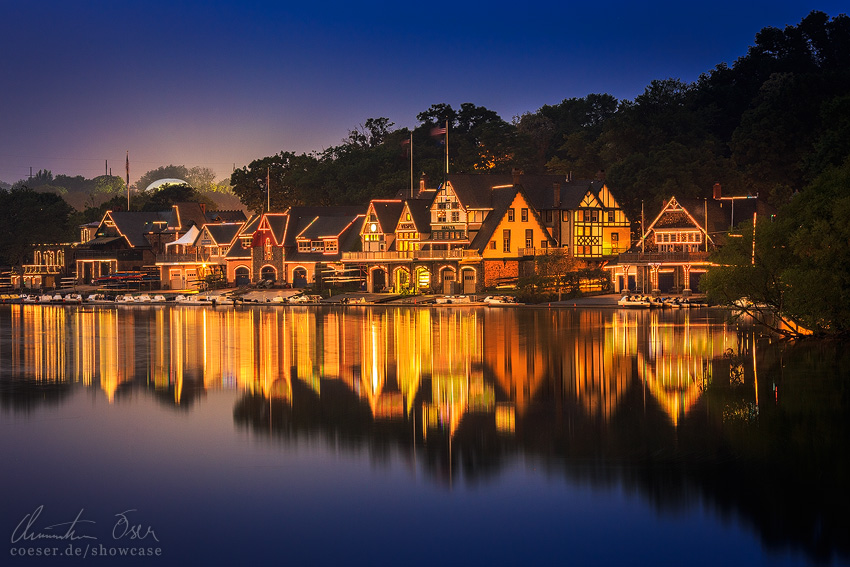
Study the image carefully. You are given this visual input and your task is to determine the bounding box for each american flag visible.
[430,126,447,136]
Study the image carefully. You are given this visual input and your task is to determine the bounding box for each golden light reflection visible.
[0,304,740,430]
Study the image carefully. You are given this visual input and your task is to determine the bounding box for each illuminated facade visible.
[612,188,774,295]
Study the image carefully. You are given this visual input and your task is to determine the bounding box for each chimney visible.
[512,168,521,186]
[200,203,206,215]
[713,183,722,200]
[419,172,428,195]
[553,182,561,208]
[595,169,606,181]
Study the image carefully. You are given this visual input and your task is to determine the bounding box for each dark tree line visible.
[232,11,850,220]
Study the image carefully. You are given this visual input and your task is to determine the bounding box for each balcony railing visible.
[343,249,482,262]
[74,249,145,261]
[617,251,711,263]
[156,253,225,264]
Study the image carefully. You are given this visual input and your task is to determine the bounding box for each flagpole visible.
[125,151,130,210]
[266,166,270,212]
[445,119,449,175]
[409,131,414,198]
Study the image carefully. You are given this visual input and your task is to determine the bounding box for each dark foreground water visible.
[0,304,847,566]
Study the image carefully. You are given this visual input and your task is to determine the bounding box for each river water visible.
[0,304,847,566]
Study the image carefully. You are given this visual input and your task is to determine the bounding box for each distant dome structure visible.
[144,178,189,192]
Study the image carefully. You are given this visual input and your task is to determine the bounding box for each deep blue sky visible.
[1,1,846,185]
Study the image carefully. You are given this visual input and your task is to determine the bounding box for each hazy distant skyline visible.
[1,1,845,185]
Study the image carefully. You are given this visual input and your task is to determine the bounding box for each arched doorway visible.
[440,268,456,295]
[394,267,411,293]
[461,268,476,294]
[260,266,277,282]
[235,266,250,287]
[293,267,308,288]
[414,267,431,293]
[371,268,387,293]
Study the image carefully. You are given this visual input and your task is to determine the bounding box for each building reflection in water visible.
[1,303,742,429]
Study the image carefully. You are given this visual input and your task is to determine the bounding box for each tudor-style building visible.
[156,221,245,290]
[612,187,773,295]
[248,207,364,287]
[362,200,405,253]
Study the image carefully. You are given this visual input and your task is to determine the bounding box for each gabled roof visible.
[253,213,287,246]
[105,211,170,248]
[469,185,558,254]
[238,214,262,238]
[298,216,358,240]
[224,241,252,260]
[282,206,364,247]
[521,178,618,211]
[366,200,405,234]
[637,195,776,250]
[398,199,432,233]
[444,174,509,210]
[287,215,365,262]
[203,223,243,246]
[468,186,518,251]
[171,202,209,232]
[442,173,619,213]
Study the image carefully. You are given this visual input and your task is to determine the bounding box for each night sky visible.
[1,1,845,185]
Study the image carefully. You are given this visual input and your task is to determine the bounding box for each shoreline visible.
[2,290,715,309]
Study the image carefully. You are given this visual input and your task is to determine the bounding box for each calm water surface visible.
[0,304,847,566]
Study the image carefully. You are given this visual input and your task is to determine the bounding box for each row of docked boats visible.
[617,294,709,309]
[432,295,521,306]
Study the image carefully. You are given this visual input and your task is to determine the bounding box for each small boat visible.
[435,295,471,305]
[115,294,136,304]
[135,294,153,303]
[483,295,519,306]
[22,295,39,304]
[86,294,114,304]
[176,294,215,306]
[63,293,83,304]
[289,294,322,304]
[617,295,652,308]
[38,294,54,304]
[151,295,168,303]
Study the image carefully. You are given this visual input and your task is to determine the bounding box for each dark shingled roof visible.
[239,215,262,237]
[206,210,248,223]
[263,214,289,245]
[282,206,364,247]
[298,216,359,240]
[369,201,405,234]
[107,211,170,248]
[444,174,509,209]
[468,186,519,252]
[224,241,251,260]
[286,215,365,263]
[204,223,243,246]
[172,202,209,232]
[444,173,615,213]
[402,199,433,234]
